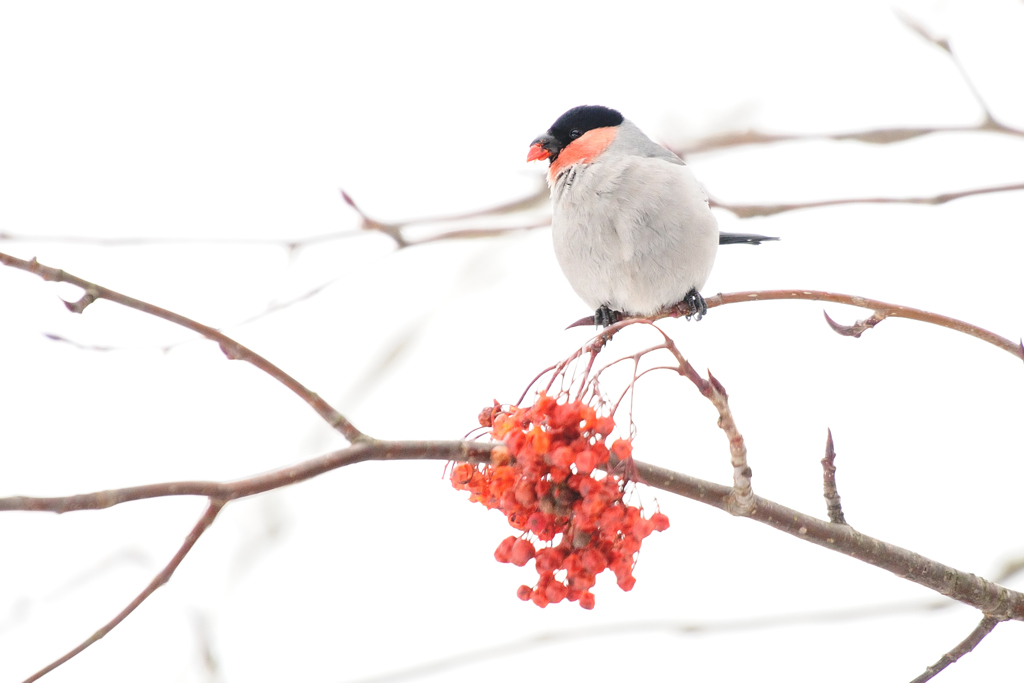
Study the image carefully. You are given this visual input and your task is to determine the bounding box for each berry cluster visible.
[452,394,668,609]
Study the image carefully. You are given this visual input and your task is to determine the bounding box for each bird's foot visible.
[594,305,624,328]
[671,290,707,321]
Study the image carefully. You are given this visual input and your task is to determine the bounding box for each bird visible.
[527,104,776,327]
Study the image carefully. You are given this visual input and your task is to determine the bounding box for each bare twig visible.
[821,429,848,525]
[5,179,1021,257]
[0,251,366,443]
[892,9,1007,133]
[908,615,1005,683]
[706,289,1023,362]
[567,289,1023,363]
[668,10,1023,159]
[342,184,550,249]
[344,600,961,683]
[0,230,367,248]
[22,500,225,683]
[669,124,1024,158]
[709,182,1024,219]
[648,325,754,513]
[994,555,1024,585]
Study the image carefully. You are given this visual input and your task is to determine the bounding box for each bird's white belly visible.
[551,157,719,316]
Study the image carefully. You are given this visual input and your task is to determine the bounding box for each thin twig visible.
[565,289,1024,363]
[708,290,1024,362]
[908,615,1005,683]
[342,185,550,249]
[627,323,755,515]
[709,182,1024,219]
[344,601,957,683]
[669,125,1024,157]
[668,10,1024,159]
[0,251,366,443]
[821,429,848,525]
[21,499,225,683]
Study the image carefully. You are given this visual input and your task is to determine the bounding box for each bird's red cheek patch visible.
[549,127,618,178]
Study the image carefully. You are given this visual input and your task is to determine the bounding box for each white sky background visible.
[1,0,1023,681]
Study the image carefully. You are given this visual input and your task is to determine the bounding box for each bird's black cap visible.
[531,105,624,162]
[548,105,623,144]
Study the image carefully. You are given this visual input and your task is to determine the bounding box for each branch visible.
[3,443,1021,622]
[0,251,365,443]
[908,615,1005,683]
[22,499,225,683]
[670,124,1024,158]
[0,440,497,513]
[346,600,970,683]
[340,185,551,249]
[668,10,1023,159]
[707,290,1023,362]
[709,182,1024,218]
[892,9,1007,134]
[637,458,1024,621]
[570,289,1023,363]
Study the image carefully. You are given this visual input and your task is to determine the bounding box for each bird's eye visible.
[569,129,582,139]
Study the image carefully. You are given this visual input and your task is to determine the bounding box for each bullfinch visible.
[528,105,774,326]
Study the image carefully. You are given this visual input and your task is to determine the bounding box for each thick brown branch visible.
[21,500,225,683]
[3,442,1020,622]
[908,615,1005,683]
[635,460,1024,621]
[0,251,365,443]
[821,429,847,525]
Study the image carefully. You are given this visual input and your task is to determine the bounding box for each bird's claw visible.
[673,290,707,321]
[594,305,623,328]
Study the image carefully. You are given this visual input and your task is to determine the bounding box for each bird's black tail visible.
[719,232,779,246]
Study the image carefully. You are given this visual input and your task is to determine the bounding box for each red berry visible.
[578,476,598,497]
[650,512,670,532]
[610,438,632,460]
[494,536,516,563]
[461,395,666,609]
[535,547,567,574]
[550,466,569,484]
[581,548,608,574]
[575,449,597,474]
[514,480,537,506]
[544,581,569,604]
[568,569,596,591]
[593,416,615,437]
[550,446,575,469]
[527,512,554,538]
[510,538,536,567]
